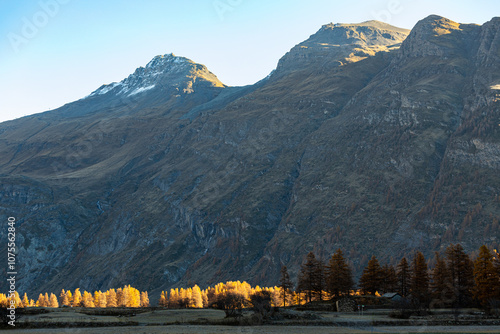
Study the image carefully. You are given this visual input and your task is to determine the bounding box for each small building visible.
[380,292,402,301]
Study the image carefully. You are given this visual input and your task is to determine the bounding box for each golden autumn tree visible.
[191,285,203,308]
[140,291,150,307]
[128,286,141,307]
[169,288,179,308]
[73,288,82,307]
[8,291,23,308]
[49,293,59,308]
[0,294,8,307]
[36,293,46,307]
[22,293,30,308]
[116,288,124,307]
[94,291,107,308]
[158,291,167,307]
[59,290,70,307]
[66,290,73,306]
[202,290,209,308]
[106,289,117,308]
[82,291,95,308]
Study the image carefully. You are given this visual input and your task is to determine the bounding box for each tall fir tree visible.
[494,250,500,300]
[380,264,398,294]
[326,249,354,298]
[359,255,383,295]
[410,251,429,305]
[279,265,293,307]
[446,244,475,307]
[473,245,497,307]
[430,252,452,306]
[397,257,411,297]
[297,252,324,302]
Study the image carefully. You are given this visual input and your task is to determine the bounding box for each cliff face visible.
[0,16,499,299]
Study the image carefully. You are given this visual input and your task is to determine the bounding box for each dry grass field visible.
[4,307,500,334]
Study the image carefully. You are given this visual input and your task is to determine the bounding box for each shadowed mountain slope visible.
[0,16,499,300]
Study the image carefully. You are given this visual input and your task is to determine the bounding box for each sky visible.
[0,0,499,123]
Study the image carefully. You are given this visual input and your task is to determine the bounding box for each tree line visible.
[292,244,500,309]
[158,281,285,309]
[1,244,498,310]
[0,285,149,308]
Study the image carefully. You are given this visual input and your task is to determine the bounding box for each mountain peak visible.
[145,53,192,70]
[87,53,224,99]
[274,20,409,75]
[398,15,480,58]
[324,20,410,34]
[413,14,461,34]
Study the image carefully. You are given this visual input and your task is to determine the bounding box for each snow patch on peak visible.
[128,85,155,96]
[90,82,121,96]
[85,53,196,100]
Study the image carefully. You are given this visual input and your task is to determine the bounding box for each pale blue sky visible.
[1,0,499,123]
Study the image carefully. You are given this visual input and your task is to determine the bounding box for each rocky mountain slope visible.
[0,15,499,299]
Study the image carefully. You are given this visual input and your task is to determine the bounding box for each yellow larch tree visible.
[82,291,95,308]
[116,288,124,307]
[129,286,141,307]
[98,292,107,308]
[191,285,203,308]
[0,294,8,307]
[158,291,167,307]
[201,290,209,308]
[106,289,117,307]
[66,290,73,305]
[72,288,82,307]
[93,291,101,307]
[59,289,66,305]
[22,293,30,308]
[140,291,150,307]
[36,293,46,307]
[59,289,70,306]
[49,293,59,308]
[169,288,179,308]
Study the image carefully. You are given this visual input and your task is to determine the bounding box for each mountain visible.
[0,15,499,300]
